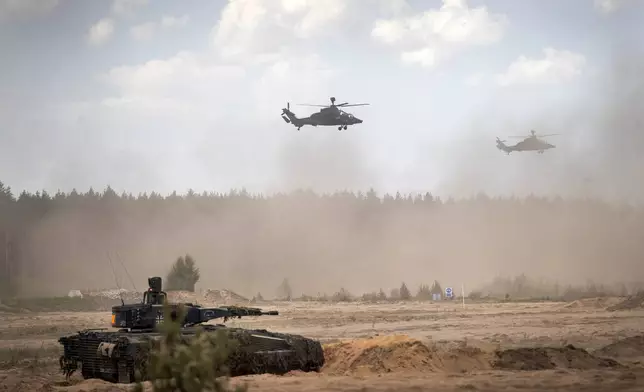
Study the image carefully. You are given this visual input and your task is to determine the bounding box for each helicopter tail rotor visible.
[281,102,293,123]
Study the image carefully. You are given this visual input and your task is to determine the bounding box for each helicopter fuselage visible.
[281,106,363,131]
[497,136,555,154]
[309,109,362,126]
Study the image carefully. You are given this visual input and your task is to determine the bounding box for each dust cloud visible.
[15,175,644,299]
[273,131,379,193]
[13,46,644,301]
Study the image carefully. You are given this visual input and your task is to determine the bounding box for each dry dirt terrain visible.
[2,298,644,392]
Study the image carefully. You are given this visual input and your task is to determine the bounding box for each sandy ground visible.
[1,298,644,391]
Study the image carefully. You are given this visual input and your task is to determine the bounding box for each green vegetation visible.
[291,276,642,304]
[133,304,247,392]
[0,295,121,312]
[166,254,201,292]
[0,343,61,370]
[469,274,639,302]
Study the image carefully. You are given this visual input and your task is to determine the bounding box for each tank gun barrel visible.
[222,305,279,317]
[187,305,279,326]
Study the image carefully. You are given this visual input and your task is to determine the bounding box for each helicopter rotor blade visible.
[537,133,559,137]
[296,103,329,107]
[337,103,370,107]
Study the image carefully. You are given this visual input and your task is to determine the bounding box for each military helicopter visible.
[281,96,369,131]
[496,130,558,155]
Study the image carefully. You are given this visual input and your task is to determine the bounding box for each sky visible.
[1,0,643,202]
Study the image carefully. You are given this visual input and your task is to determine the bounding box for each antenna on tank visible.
[106,251,125,306]
[115,251,137,292]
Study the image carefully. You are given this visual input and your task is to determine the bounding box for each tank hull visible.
[58,325,325,383]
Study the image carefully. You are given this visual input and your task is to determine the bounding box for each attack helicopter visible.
[280,96,369,131]
[496,130,558,155]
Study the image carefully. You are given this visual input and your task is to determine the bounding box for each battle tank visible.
[58,277,324,383]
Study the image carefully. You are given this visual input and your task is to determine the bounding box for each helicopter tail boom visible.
[496,138,513,154]
[281,103,300,125]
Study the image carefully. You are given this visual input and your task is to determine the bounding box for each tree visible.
[430,280,443,296]
[166,254,200,292]
[399,282,411,300]
[276,278,292,301]
[416,284,432,300]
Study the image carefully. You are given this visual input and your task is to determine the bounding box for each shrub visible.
[416,284,432,300]
[468,291,483,300]
[133,304,247,392]
[331,287,353,302]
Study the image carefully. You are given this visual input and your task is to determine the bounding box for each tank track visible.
[59,325,324,383]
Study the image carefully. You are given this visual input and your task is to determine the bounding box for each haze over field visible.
[1,0,644,297]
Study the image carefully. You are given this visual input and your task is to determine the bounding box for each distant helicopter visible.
[281,96,369,131]
[496,130,558,155]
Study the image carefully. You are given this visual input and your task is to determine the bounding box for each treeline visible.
[1,181,643,298]
[268,276,642,304]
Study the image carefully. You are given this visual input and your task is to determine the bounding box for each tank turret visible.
[110,276,278,331]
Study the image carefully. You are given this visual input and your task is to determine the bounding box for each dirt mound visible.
[81,288,249,307]
[321,335,491,376]
[594,335,644,360]
[563,297,622,310]
[166,290,201,304]
[203,288,249,304]
[492,344,623,370]
[607,291,644,311]
[85,288,142,302]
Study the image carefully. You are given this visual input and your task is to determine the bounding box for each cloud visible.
[87,18,115,46]
[371,0,508,68]
[111,0,148,17]
[130,22,155,41]
[0,0,59,22]
[161,14,189,28]
[104,51,244,96]
[495,47,587,86]
[102,51,246,118]
[593,0,632,14]
[253,53,338,118]
[464,72,485,87]
[130,15,190,42]
[211,0,347,62]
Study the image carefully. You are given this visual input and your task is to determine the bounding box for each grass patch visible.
[0,296,122,312]
[0,343,61,370]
